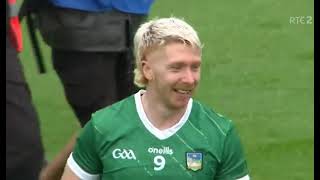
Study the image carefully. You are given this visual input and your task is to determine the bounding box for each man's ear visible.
[142,60,153,81]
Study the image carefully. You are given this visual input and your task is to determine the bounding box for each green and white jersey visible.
[67,90,250,180]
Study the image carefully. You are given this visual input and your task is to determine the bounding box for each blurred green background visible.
[18,0,314,179]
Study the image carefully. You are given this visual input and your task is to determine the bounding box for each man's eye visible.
[191,65,200,71]
[169,65,182,70]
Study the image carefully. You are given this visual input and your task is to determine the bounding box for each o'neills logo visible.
[148,146,173,155]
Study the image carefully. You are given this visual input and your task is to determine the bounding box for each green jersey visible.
[68,90,249,180]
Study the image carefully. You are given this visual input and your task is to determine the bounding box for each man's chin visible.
[171,98,190,110]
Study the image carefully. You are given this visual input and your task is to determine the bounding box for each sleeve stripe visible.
[67,153,100,180]
[236,174,250,180]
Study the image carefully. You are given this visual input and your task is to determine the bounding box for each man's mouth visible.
[174,89,192,95]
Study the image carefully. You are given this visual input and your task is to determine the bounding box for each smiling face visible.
[142,42,201,110]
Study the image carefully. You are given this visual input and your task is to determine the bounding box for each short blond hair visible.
[133,17,203,88]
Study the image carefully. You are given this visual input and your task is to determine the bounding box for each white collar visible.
[134,89,193,140]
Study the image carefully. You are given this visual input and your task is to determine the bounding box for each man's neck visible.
[141,90,187,130]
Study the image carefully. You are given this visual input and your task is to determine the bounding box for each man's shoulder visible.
[191,100,234,136]
[91,95,136,127]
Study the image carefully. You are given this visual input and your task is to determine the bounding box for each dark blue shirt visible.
[49,0,155,14]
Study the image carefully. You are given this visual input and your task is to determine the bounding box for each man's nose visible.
[182,69,197,84]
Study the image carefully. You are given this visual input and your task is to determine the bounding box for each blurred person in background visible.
[6,0,45,179]
[28,0,155,179]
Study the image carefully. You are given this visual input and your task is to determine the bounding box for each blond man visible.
[61,17,250,180]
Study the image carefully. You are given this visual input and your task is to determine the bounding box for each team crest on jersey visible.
[186,152,203,171]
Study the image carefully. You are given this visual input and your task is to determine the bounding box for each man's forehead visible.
[144,42,201,61]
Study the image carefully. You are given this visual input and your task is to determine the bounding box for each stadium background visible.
[18,0,314,179]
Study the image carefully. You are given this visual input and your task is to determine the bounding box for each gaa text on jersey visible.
[112,149,136,160]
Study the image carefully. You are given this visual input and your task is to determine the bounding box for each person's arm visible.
[60,152,100,180]
[215,122,250,180]
[61,120,103,180]
[61,164,80,180]
[39,133,78,180]
[236,174,250,180]
[61,153,100,180]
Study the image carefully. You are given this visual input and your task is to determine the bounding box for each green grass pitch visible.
[18,0,313,179]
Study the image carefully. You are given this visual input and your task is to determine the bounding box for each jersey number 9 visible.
[154,155,166,171]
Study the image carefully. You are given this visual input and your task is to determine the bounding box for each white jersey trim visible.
[134,90,192,140]
[67,153,100,180]
[237,174,250,180]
